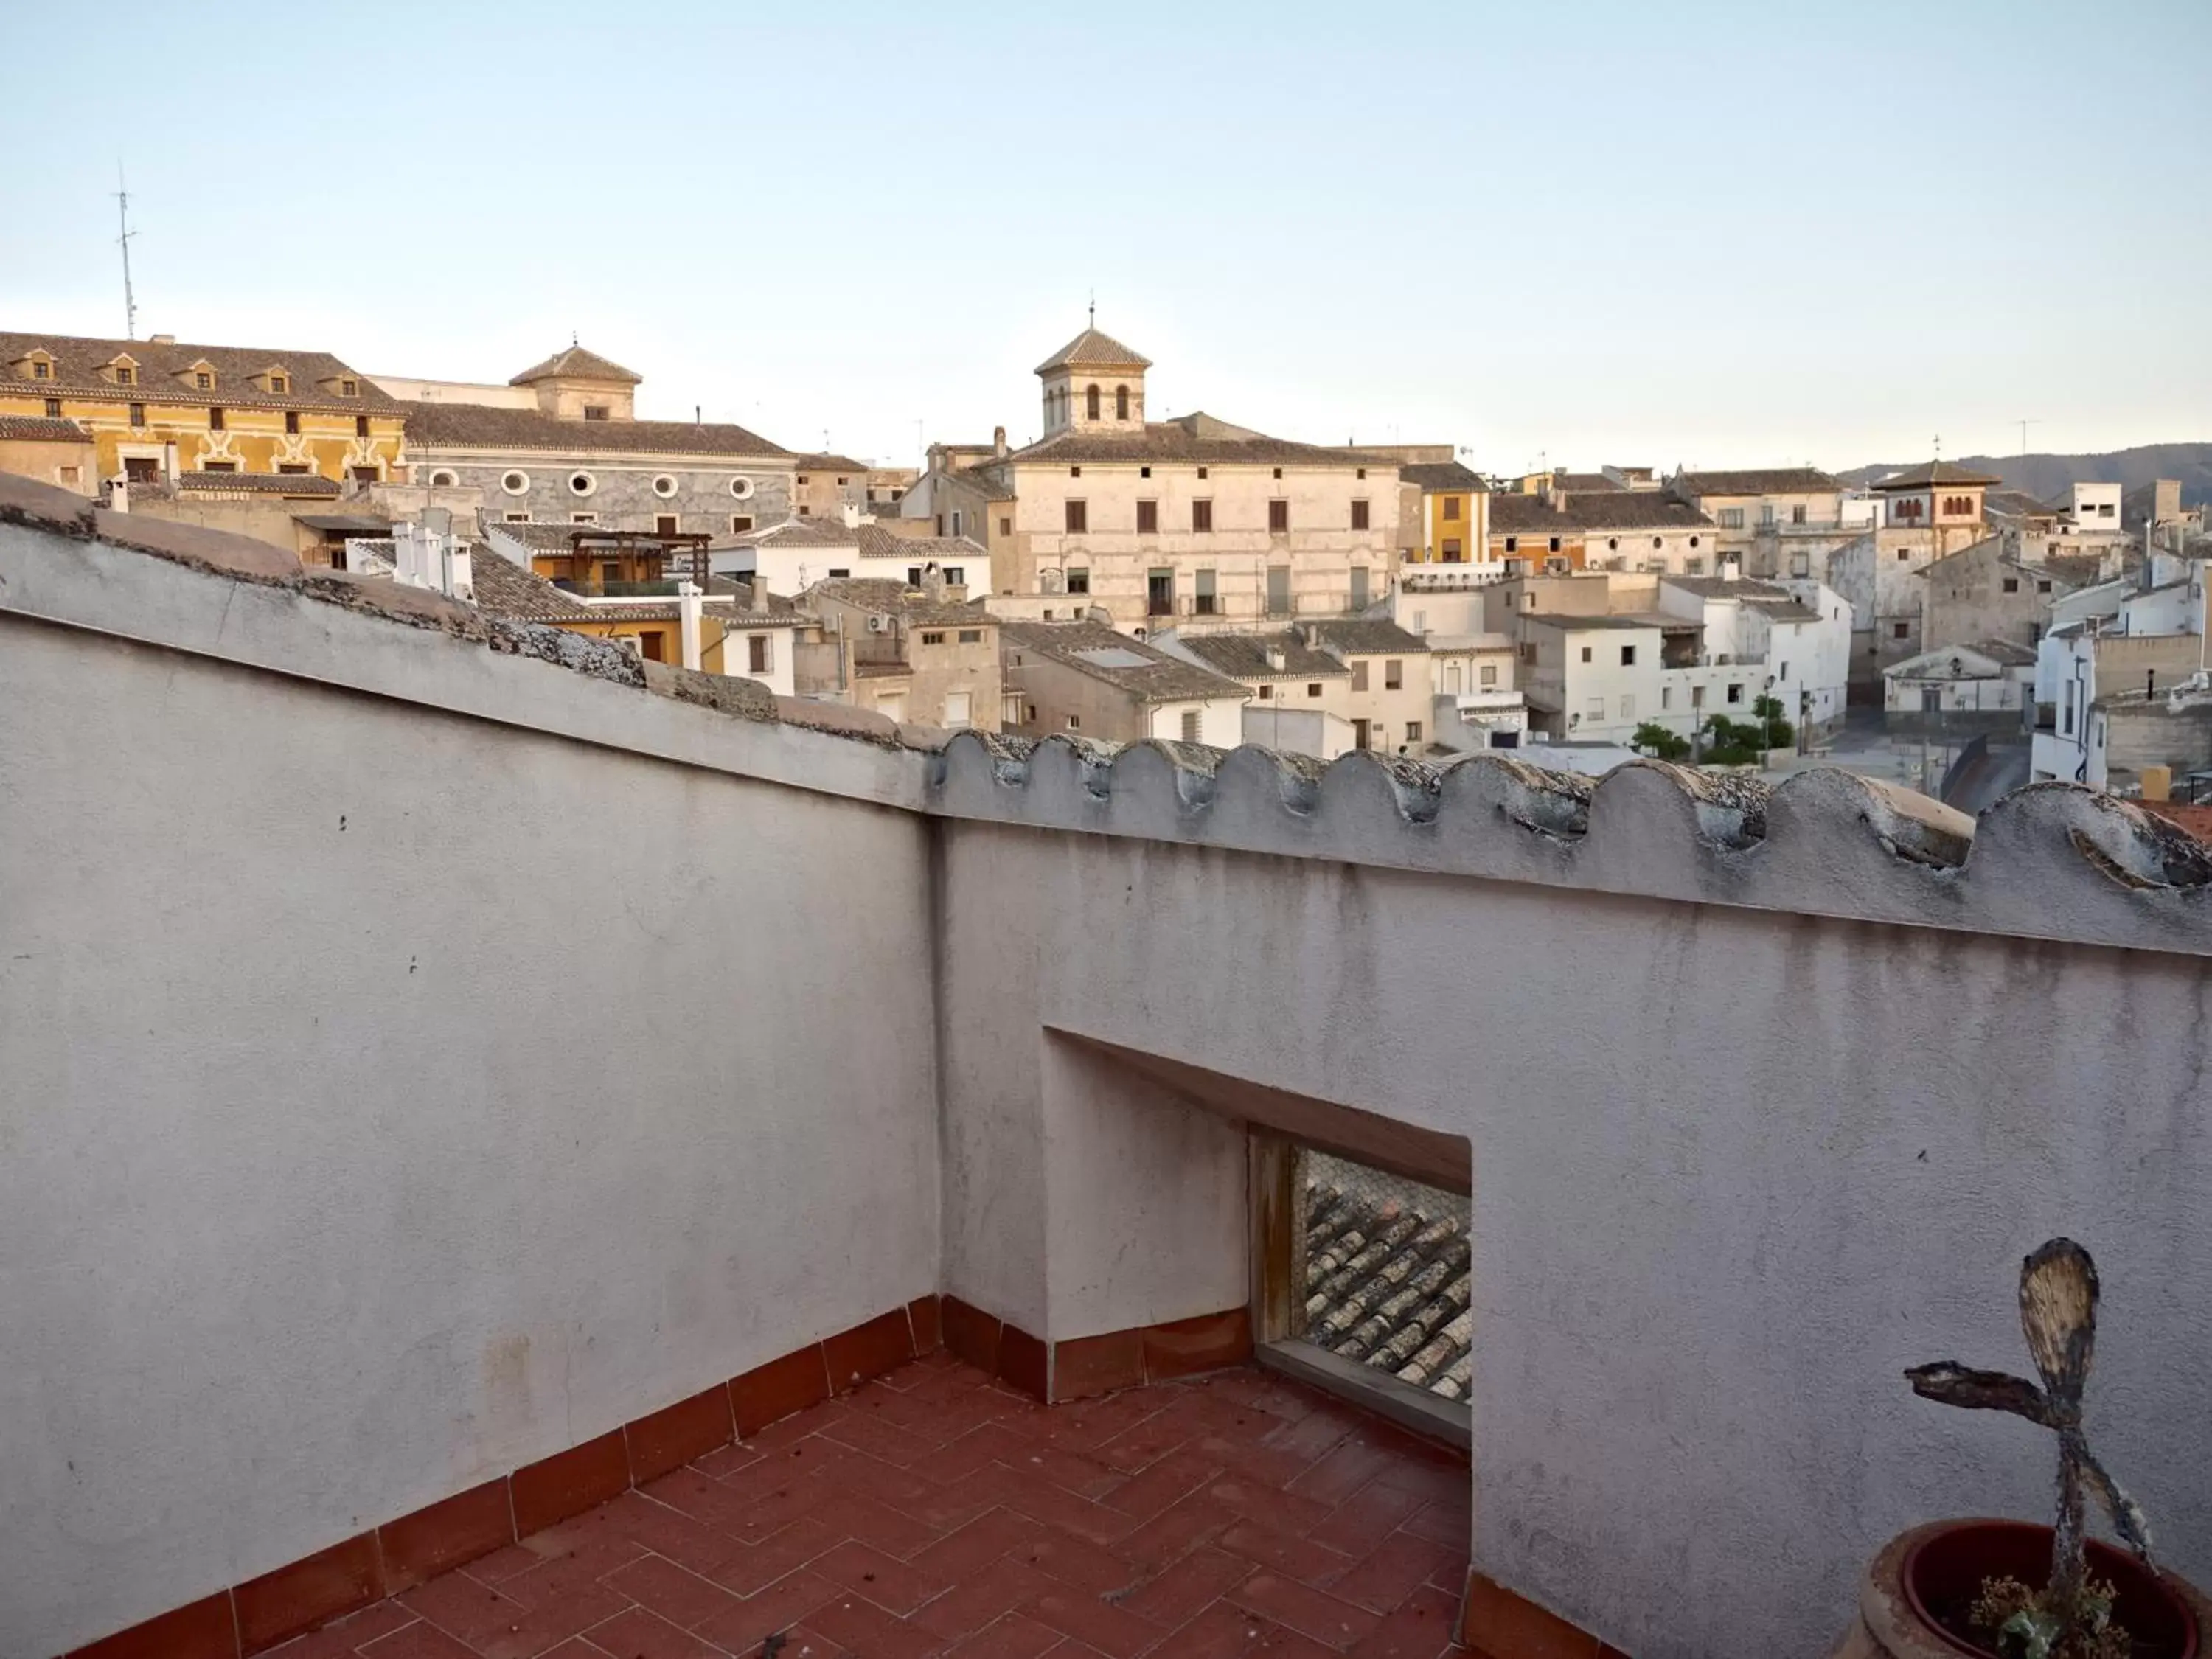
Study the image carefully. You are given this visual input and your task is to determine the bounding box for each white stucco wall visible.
[928,786,2212,1659]
[0,541,941,1655]
[14,510,2212,1659]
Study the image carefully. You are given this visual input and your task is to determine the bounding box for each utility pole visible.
[114,163,139,340]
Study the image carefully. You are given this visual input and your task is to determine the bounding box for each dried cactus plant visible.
[1906,1239,2154,1656]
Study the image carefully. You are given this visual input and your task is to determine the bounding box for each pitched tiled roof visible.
[1966,637,2039,666]
[931,466,1016,501]
[1301,619,1430,656]
[726,517,860,549]
[508,344,641,386]
[807,577,995,627]
[468,553,597,622]
[1002,413,1395,470]
[1552,471,1623,492]
[1303,1158,1471,1400]
[855,524,984,564]
[0,414,91,442]
[1169,631,1349,681]
[1520,612,1669,631]
[793,453,869,473]
[0,330,400,413]
[1491,493,1712,533]
[1672,467,1840,497]
[489,520,701,552]
[1982,489,2057,520]
[1003,622,1248,704]
[1034,327,1152,374]
[401,401,790,459]
[1872,460,2003,490]
[1399,460,1486,493]
[175,470,342,496]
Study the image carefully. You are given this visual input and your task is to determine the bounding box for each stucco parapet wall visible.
[5,473,2211,956]
[928,731,2212,954]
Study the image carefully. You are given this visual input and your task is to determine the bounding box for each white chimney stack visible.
[677,583,704,671]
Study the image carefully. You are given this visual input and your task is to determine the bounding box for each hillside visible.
[1838,442,2212,509]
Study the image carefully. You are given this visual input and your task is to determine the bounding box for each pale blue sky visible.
[4,1,2206,474]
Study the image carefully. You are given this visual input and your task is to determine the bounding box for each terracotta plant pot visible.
[1834,1519,2209,1659]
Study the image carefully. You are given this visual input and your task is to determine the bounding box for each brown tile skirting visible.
[1457,1565,1630,1658]
[63,1295,942,1659]
[940,1296,1253,1405]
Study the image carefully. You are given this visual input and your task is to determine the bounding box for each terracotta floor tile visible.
[574,1604,722,1659]
[1215,1519,1357,1585]
[809,1538,952,1616]
[708,1515,843,1597]
[1005,1530,1139,1599]
[1113,1544,1253,1628]
[1107,1487,1238,1572]
[602,1553,739,1630]
[905,1506,1035,1583]
[470,1583,631,1659]
[908,1554,1060,1641]
[1096,1450,1225,1522]
[215,1357,1468,1659]
[602,1495,747,1579]
[1167,1600,1346,1659]
[1345,1582,1466,1659]
[1021,1589,1164,1659]
[691,1566,839,1655]
[944,1610,1066,1659]
[1324,1531,1464,1616]
[261,1601,420,1659]
[1228,1573,1382,1651]
[1305,1482,1425,1559]
[800,1589,944,1659]
[357,1624,482,1659]
[397,1568,532,1646]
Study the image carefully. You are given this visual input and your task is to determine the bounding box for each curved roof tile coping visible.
[928,733,2212,958]
[4,469,2208,961]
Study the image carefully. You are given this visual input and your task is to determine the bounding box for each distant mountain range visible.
[1838,442,2212,509]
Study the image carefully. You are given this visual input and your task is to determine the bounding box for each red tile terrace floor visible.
[262,1352,1476,1659]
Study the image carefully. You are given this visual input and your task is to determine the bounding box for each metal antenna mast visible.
[114,164,139,339]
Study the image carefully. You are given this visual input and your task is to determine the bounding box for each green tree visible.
[1750,695,1794,751]
[1700,714,1760,766]
[1633,721,1690,762]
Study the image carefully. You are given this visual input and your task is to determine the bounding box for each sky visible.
[4,1,2208,476]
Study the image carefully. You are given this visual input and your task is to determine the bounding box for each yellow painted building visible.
[0,330,406,488]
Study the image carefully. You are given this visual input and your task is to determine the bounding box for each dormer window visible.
[111,362,136,386]
[341,378,358,397]
[582,405,608,420]
[31,360,49,380]
[270,374,288,393]
[195,372,212,389]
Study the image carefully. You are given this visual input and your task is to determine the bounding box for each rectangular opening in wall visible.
[1253,1136,1471,1447]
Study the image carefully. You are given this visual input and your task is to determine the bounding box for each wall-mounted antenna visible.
[114,164,139,340]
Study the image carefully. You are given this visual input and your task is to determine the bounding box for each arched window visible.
[1115,384,1129,421]
[1086,383,1100,420]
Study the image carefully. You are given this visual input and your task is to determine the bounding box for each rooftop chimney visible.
[1722,558,1740,582]
[1265,645,1287,672]
[993,425,1008,458]
[148,333,175,346]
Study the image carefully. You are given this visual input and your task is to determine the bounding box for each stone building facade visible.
[905,329,1401,626]
[393,344,796,540]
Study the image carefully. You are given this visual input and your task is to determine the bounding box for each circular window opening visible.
[1607,536,1618,550]
[430,469,459,488]
[653,473,679,499]
[729,476,755,501]
[1690,535,1700,548]
[568,470,597,497]
[500,470,529,495]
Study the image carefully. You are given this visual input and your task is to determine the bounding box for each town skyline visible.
[7,0,2208,473]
